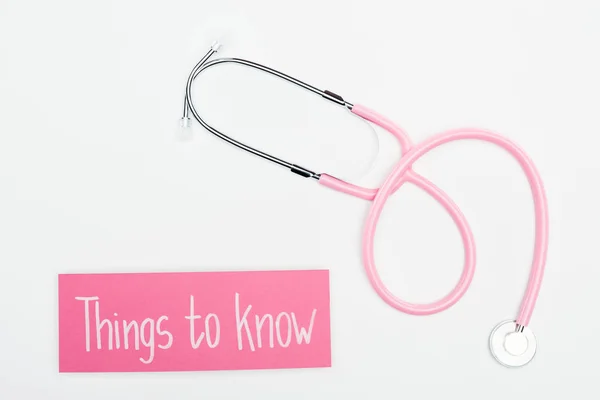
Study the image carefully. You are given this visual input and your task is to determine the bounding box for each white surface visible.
[0,0,599,398]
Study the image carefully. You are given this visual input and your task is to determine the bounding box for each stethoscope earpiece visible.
[177,116,194,141]
[489,320,537,368]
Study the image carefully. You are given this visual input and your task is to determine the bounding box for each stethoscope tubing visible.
[320,104,548,326]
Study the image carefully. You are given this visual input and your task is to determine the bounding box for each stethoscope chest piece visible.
[489,320,537,368]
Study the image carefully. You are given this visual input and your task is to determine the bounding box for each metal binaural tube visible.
[181,42,352,179]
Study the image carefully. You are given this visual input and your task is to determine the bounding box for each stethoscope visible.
[180,41,549,368]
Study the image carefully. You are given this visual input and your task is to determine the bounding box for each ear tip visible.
[211,41,222,52]
[177,117,194,141]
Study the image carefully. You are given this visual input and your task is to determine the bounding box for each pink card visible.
[58,270,331,373]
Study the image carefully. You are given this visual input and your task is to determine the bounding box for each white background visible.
[1,0,599,398]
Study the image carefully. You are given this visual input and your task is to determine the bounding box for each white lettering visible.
[205,314,220,348]
[291,310,317,344]
[235,293,255,351]
[74,297,169,364]
[95,301,113,350]
[185,295,205,349]
[123,320,140,350]
[139,318,155,364]
[75,296,99,352]
[255,314,274,349]
[157,316,173,350]
[113,313,121,350]
[275,312,292,348]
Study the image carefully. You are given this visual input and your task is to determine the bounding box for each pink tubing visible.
[319,104,548,326]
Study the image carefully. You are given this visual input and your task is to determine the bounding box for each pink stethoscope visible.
[181,42,549,368]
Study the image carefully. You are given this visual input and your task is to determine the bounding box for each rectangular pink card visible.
[58,270,331,373]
